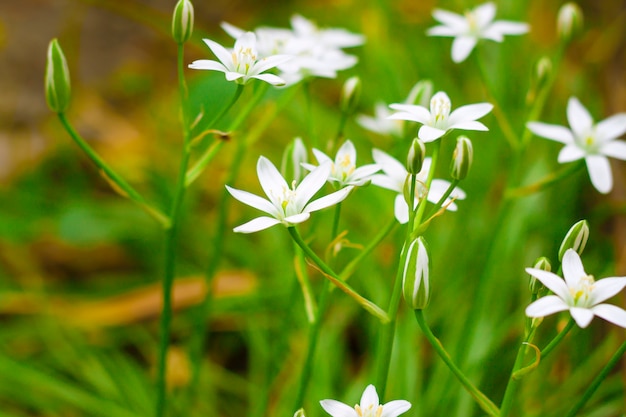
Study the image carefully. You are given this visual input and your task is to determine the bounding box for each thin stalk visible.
[565,340,626,417]
[505,161,584,199]
[155,42,192,417]
[425,179,460,220]
[540,318,575,361]
[57,113,170,228]
[414,310,500,417]
[412,138,441,236]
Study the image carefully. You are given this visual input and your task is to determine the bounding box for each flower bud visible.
[406,79,433,108]
[172,0,194,44]
[557,3,583,43]
[281,137,308,182]
[44,39,71,113]
[529,257,551,295]
[402,237,430,310]
[558,219,589,261]
[406,138,426,175]
[340,76,361,115]
[450,136,473,180]
[293,409,306,417]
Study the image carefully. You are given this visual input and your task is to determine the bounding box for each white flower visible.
[389,91,493,142]
[226,156,353,233]
[302,140,380,187]
[358,102,405,137]
[320,384,411,417]
[526,249,626,328]
[370,148,466,223]
[427,2,530,63]
[527,97,626,194]
[188,32,291,85]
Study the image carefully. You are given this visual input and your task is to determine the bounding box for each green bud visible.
[450,136,473,180]
[557,3,583,43]
[172,0,194,44]
[529,256,551,295]
[402,236,430,310]
[44,39,71,113]
[406,138,426,175]
[340,76,361,115]
[293,409,306,417]
[402,174,416,210]
[406,79,433,107]
[281,137,308,182]
[558,219,589,261]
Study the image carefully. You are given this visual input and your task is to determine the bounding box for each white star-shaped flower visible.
[527,97,626,194]
[302,140,381,187]
[226,156,353,233]
[188,32,291,85]
[370,148,466,224]
[320,384,411,417]
[427,2,529,63]
[389,91,493,142]
[357,102,404,137]
[526,249,626,328]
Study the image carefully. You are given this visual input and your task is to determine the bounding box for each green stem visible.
[565,340,626,417]
[414,310,500,416]
[425,178,460,220]
[499,340,532,417]
[155,43,192,417]
[57,113,170,228]
[540,318,575,361]
[412,138,441,237]
[505,161,584,199]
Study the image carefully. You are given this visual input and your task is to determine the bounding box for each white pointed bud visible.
[172,0,194,44]
[557,3,583,43]
[558,220,589,261]
[402,237,430,310]
[340,76,361,115]
[535,57,552,89]
[450,136,473,180]
[281,137,308,182]
[529,257,551,295]
[45,39,71,113]
[406,138,426,175]
[406,79,434,107]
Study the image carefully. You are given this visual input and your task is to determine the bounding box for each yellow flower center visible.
[333,154,355,181]
[430,92,451,128]
[570,275,595,306]
[355,404,383,417]
[232,46,257,74]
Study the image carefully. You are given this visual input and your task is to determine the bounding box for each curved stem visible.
[425,178,460,220]
[540,318,575,361]
[414,310,500,416]
[340,218,397,281]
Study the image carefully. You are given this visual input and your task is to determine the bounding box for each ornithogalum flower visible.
[527,97,626,194]
[526,249,626,328]
[226,156,353,233]
[389,91,493,142]
[427,2,529,63]
[320,384,411,417]
[188,32,291,85]
[302,140,380,187]
[371,149,465,223]
[357,102,404,137]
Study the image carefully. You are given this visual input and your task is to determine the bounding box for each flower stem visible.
[424,178,460,220]
[155,43,192,417]
[411,138,441,237]
[565,340,626,417]
[540,318,575,361]
[340,218,397,281]
[57,113,170,228]
[414,310,500,416]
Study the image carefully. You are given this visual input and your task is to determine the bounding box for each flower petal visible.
[451,36,477,63]
[599,140,626,161]
[283,212,311,224]
[250,73,286,86]
[320,399,357,417]
[203,38,234,69]
[567,97,594,139]
[233,216,282,233]
[557,145,586,163]
[585,155,613,194]
[225,185,281,218]
[426,25,459,37]
[188,59,228,72]
[388,104,431,124]
[448,121,489,132]
[526,122,574,144]
[448,103,493,125]
[252,54,293,74]
[525,295,569,317]
[474,2,496,28]
[418,125,446,142]
[312,149,333,165]
[591,304,626,328]
[257,156,289,205]
[525,268,570,301]
[305,186,353,213]
[595,113,626,142]
[360,385,380,409]
[589,277,626,305]
[482,21,529,41]
[569,306,594,328]
[295,163,331,210]
[561,249,587,288]
[381,399,412,417]
[394,193,410,224]
[432,9,467,30]
[337,140,357,165]
[372,149,407,183]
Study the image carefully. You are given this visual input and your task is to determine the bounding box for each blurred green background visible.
[0,0,625,416]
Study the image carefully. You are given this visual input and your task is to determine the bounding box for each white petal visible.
[427,25,459,37]
[526,122,574,144]
[561,249,587,288]
[250,73,286,86]
[372,149,407,182]
[283,212,311,224]
[305,186,353,213]
[525,268,570,301]
[482,21,529,41]
[394,194,410,224]
[451,36,478,63]
[591,304,626,328]
[312,149,333,165]
[188,59,228,72]
[448,121,489,131]
[585,155,613,194]
[418,125,446,142]
[558,145,586,163]
[525,295,569,317]
[257,156,289,205]
[320,399,357,417]
[595,113,626,142]
[590,277,626,305]
[567,97,594,140]
[220,21,245,39]
[371,174,402,192]
[337,140,357,165]
[381,400,412,417]
[351,164,382,181]
[360,385,380,409]
[432,9,467,30]
[295,163,331,210]
[599,140,626,160]
[225,185,281,218]
[569,307,594,328]
[203,38,234,69]
[225,72,245,82]
[474,2,497,28]
[389,104,431,124]
[233,216,282,233]
[448,103,493,125]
